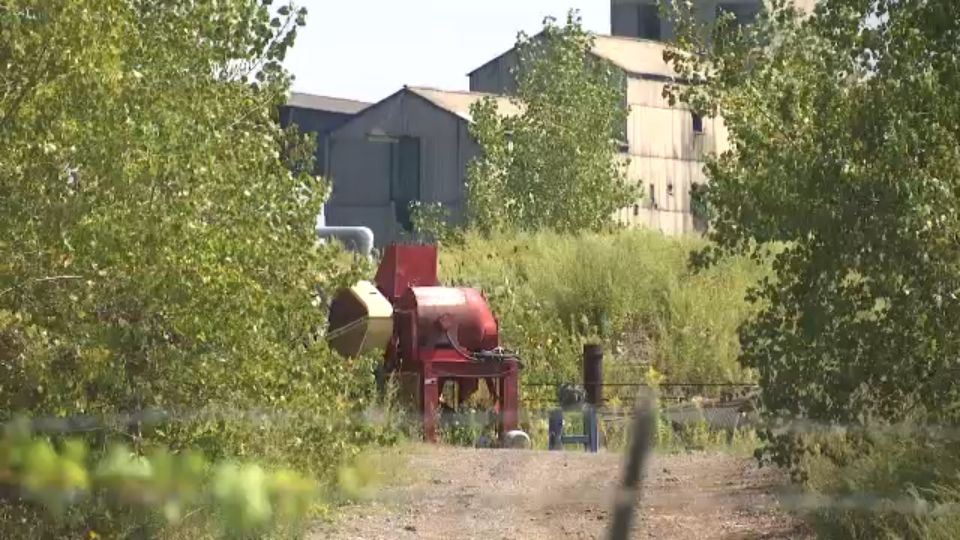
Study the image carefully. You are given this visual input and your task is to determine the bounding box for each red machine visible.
[375,244,520,443]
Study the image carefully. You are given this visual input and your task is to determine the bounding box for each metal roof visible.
[285,92,370,114]
[406,87,522,122]
[589,35,676,80]
[467,33,678,81]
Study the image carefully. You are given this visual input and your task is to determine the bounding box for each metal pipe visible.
[316,226,374,257]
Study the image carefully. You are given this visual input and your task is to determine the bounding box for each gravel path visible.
[312,445,810,540]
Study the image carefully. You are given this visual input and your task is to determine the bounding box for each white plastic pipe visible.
[316,225,375,257]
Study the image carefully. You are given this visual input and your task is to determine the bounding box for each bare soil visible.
[312,445,810,540]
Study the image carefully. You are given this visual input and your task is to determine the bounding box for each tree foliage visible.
[0,418,316,538]
[665,0,960,476]
[0,0,387,534]
[465,11,636,234]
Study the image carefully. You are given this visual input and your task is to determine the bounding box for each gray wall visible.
[279,106,355,173]
[469,51,519,95]
[325,91,477,246]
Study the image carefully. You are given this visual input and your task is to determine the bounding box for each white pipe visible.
[316,225,374,257]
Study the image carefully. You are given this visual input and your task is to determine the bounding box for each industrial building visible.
[287,0,809,243]
[322,87,519,245]
[469,35,725,235]
[318,35,720,244]
[278,93,369,173]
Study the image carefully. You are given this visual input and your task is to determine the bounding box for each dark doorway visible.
[390,136,421,231]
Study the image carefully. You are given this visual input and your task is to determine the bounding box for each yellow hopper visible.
[327,280,394,357]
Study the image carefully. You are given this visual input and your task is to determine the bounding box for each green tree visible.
[0,0,383,534]
[665,0,960,479]
[465,11,636,234]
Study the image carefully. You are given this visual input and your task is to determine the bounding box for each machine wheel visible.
[503,430,531,449]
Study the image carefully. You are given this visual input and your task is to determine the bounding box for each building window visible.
[637,4,661,40]
[692,113,704,134]
[667,183,675,197]
[648,183,657,209]
[633,204,640,216]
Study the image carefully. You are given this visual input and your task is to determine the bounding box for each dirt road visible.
[312,445,810,540]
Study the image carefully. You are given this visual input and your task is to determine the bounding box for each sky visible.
[284,0,610,104]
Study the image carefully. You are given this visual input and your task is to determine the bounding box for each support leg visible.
[422,368,439,443]
[484,377,499,410]
[501,362,519,435]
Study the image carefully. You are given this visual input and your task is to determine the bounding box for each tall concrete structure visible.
[611,0,816,42]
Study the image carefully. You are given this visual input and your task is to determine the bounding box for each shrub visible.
[0,1,391,536]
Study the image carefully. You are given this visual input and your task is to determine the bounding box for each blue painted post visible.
[585,406,600,453]
[548,409,564,450]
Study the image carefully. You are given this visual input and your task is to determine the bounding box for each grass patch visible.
[439,229,765,403]
[798,432,960,539]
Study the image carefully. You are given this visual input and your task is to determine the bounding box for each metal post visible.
[583,344,603,407]
[585,406,600,453]
[501,361,520,435]
[606,394,656,540]
[548,410,564,450]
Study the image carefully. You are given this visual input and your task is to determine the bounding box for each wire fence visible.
[7,391,960,539]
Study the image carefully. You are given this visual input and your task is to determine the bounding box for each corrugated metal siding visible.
[627,155,708,212]
[469,52,519,95]
[327,138,392,206]
[279,107,357,175]
[627,78,670,107]
[627,107,722,161]
[622,76,726,235]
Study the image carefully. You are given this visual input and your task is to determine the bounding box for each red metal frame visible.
[376,244,519,443]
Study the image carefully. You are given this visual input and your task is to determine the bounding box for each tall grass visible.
[800,432,960,539]
[438,229,765,396]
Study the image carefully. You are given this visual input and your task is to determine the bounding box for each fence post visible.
[584,344,603,452]
[583,344,603,407]
[548,410,564,450]
[606,393,656,540]
[585,406,600,453]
